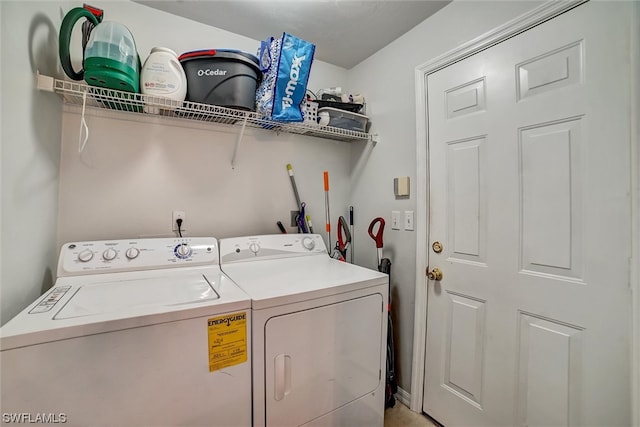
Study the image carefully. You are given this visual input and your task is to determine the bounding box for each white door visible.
[423,2,632,426]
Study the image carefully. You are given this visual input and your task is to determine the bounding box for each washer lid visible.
[1,267,251,351]
[55,273,219,320]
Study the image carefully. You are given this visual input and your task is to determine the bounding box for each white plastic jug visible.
[140,47,187,111]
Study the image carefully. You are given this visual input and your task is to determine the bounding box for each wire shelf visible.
[42,76,371,143]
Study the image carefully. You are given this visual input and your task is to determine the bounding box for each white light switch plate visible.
[391,211,400,230]
[404,211,414,231]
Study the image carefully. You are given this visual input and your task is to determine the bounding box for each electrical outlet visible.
[404,211,414,231]
[391,211,400,230]
[290,210,300,227]
[172,211,186,232]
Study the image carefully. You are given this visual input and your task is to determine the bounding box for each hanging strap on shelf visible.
[231,115,248,169]
[78,91,89,153]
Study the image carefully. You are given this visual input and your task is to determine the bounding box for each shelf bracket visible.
[231,115,248,169]
[36,70,55,92]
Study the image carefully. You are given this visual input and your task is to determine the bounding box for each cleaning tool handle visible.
[349,206,354,263]
[338,216,351,249]
[323,171,332,252]
[324,171,331,233]
[368,217,385,249]
[286,163,303,208]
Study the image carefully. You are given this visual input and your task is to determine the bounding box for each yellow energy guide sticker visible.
[207,311,247,372]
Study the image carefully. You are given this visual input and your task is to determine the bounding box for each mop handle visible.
[349,206,354,263]
[286,164,302,208]
[288,163,312,233]
[324,171,331,252]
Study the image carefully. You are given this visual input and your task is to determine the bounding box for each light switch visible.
[391,211,400,230]
[394,177,410,197]
[404,211,414,231]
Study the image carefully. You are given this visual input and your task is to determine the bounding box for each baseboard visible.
[395,386,411,407]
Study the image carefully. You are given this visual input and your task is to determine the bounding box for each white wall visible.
[631,2,640,423]
[1,1,74,325]
[57,111,354,245]
[347,0,544,392]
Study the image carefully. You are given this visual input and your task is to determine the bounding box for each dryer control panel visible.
[219,234,327,264]
[58,237,219,276]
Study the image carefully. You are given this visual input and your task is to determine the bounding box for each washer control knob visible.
[302,237,316,250]
[249,242,260,254]
[125,247,140,260]
[176,243,192,259]
[102,248,117,261]
[77,249,94,262]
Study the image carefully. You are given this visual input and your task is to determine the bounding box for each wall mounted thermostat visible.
[394,176,410,197]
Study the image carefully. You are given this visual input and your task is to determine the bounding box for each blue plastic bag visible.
[256,33,315,122]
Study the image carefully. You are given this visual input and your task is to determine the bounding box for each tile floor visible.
[384,402,439,427]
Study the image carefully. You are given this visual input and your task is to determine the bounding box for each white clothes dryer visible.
[1,237,252,427]
[219,234,388,427]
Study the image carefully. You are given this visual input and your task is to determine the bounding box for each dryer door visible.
[264,293,385,426]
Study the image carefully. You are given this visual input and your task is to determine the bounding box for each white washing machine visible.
[0,237,252,427]
[219,234,388,427]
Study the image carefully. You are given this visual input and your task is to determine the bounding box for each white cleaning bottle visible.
[140,47,187,111]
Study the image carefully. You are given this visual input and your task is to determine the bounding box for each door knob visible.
[427,268,443,281]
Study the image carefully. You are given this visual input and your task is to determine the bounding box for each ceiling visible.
[135,1,451,69]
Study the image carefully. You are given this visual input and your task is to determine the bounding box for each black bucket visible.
[179,49,261,111]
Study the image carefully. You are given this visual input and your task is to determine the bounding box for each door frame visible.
[410,2,640,425]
